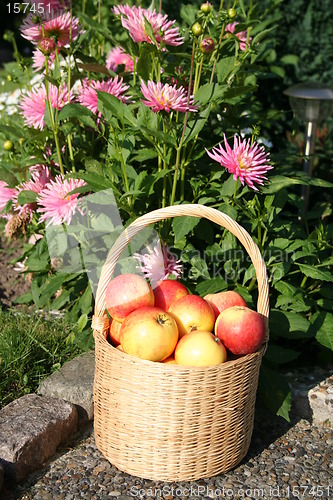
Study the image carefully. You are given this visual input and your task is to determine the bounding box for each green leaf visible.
[74,172,114,192]
[17,190,38,205]
[216,55,236,83]
[261,175,303,193]
[274,281,298,297]
[136,44,152,82]
[143,16,158,47]
[194,83,228,106]
[297,264,333,282]
[13,291,33,304]
[77,313,88,333]
[195,278,228,296]
[58,103,95,121]
[251,26,277,45]
[77,285,93,316]
[77,62,110,76]
[280,54,299,65]
[265,345,300,365]
[173,216,201,244]
[38,274,70,308]
[269,310,313,340]
[132,148,158,162]
[183,105,211,145]
[310,312,333,351]
[97,92,136,127]
[259,365,291,421]
[224,84,257,101]
[141,126,176,147]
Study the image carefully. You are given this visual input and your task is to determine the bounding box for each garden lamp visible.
[284,82,333,210]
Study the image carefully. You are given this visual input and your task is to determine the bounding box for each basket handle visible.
[92,204,269,334]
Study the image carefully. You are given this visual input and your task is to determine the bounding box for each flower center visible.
[238,153,251,169]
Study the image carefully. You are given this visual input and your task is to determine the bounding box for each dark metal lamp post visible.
[284,82,333,210]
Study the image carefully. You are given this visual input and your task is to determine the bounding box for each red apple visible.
[175,331,227,367]
[120,306,179,361]
[204,290,247,318]
[215,306,266,355]
[153,279,189,311]
[162,355,177,364]
[168,295,215,338]
[108,319,122,346]
[105,273,154,322]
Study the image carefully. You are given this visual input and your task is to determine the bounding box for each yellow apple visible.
[175,331,227,367]
[120,306,179,361]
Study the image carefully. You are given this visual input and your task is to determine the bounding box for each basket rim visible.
[93,327,267,370]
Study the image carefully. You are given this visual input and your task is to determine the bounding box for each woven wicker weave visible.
[92,204,269,481]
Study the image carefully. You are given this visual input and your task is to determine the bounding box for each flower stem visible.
[170,145,182,207]
[170,42,196,206]
[210,21,226,84]
[44,66,64,175]
[162,120,167,208]
[66,14,76,173]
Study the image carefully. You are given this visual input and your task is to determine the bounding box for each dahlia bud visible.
[3,140,14,151]
[200,2,213,14]
[228,8,237,19]
[39,37,56,55]
[31,15,40,24]
[192,22,203,37]
[200,37,215,54]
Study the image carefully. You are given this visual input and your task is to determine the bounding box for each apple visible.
[175,331,227,367]
[120,306,179,361]
[105,273,154,322]
[162,355,176,364]
[153,279,189,311]
[108,319,122,346]
[215,306,266,355]
[204,290,247,318]
[168,295,215,338]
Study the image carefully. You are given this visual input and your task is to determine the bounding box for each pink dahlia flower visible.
[106,47,135,73]
[113,4,183,48]
[141,80,197,113]
[0,181,17,216]
[206,134,273,191]
[14,165,52,220]
[37,176,86,226]
[76,77,131,114]
[32,48,56,72]
[21,11,80,48]
[19,83,71,130]
[225,23,251,51]
[134,241,182,286]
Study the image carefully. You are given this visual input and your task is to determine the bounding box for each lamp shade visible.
[284,82,333,122]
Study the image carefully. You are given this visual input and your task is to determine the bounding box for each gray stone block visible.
[308,375,333,426]
[38,350,95,424]
[0,393,78,483]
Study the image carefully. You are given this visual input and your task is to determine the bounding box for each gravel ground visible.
[4,404,332,500]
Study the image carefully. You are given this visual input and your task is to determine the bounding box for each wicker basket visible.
[92,204,269,482]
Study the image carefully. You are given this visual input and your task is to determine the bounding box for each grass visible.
[0,309,85,409]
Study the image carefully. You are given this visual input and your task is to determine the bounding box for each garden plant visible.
[0,0,332,420]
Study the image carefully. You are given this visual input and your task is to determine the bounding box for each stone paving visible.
[1,353,332,499]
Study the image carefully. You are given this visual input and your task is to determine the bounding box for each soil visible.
[0,235,31,309]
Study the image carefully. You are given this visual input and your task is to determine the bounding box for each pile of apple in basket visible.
[105,274,266,366]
